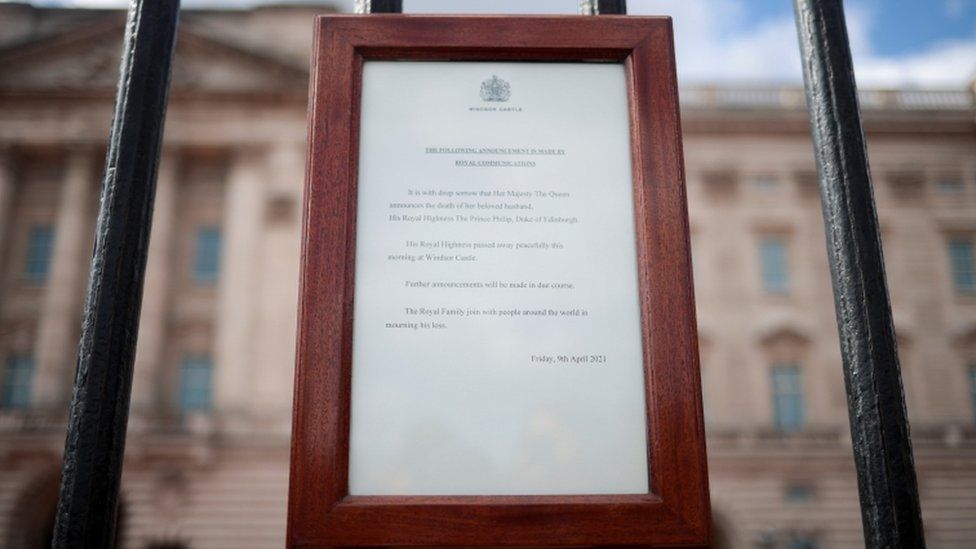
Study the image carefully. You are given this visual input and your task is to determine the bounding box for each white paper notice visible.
[349,61,648,496]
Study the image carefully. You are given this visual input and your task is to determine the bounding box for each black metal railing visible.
[793,1,925,546]
[52,1,180,547]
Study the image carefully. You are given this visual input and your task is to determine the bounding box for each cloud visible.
[854,39,976,87]
[847,3,976,87]
[16,0,976,87]
[631,0,975,87]
[945,0,966,19]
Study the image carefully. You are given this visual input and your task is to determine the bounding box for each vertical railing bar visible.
[362,0,402,14]
[597,0,627,15]
[581,2,626,16]
[792,0,925,547]
[52,0,180,547]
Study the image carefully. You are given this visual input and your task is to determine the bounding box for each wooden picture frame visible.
[289,15,709,548]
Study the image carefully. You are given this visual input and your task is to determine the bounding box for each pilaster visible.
[253,143,303,431]
[33,148,97,410]
[131,150,179,419]
[214,148,266,431]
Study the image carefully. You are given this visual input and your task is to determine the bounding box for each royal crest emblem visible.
[480,75,511,102]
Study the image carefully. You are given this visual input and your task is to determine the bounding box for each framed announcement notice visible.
[289,15,709,548]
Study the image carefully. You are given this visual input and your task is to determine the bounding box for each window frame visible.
[759,236,791,295]
[1,353,35,409]
[969,364,976,424]
[178,354,214,412]
[772,363,805,432]
[948,237,976,295]
[191,226,222,283]
[22,225,56,283]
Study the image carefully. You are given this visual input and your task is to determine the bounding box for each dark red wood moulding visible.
[289,15,709,549]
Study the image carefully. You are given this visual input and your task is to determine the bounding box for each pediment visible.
[758,326,810,348]
[754,313,814,347]
[0,16,307,98]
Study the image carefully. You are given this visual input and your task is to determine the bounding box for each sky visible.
[15,0,976,87]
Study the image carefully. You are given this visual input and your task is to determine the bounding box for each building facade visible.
[0,4,974,548]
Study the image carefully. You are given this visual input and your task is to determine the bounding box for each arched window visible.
[759,326,812,433]
[955,324,976,423]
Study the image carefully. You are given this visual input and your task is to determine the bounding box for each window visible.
[1,354,34,409]
[753,176,781,193]
[193,227,222,282]
[179,355,213,411]
[936,178,963,194]
[759,237,790,294]
[23,226,55,282]
[970,365,976,423]
[772,364,805,431]
[786,484,814,503]
[788,537,818,549]
[948,239,975,294]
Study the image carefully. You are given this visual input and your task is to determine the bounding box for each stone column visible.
[130,151,178,420]
[0,148,14,283]
[253,143,303,432]
[33,148,97,410]
[214,148,266,432]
